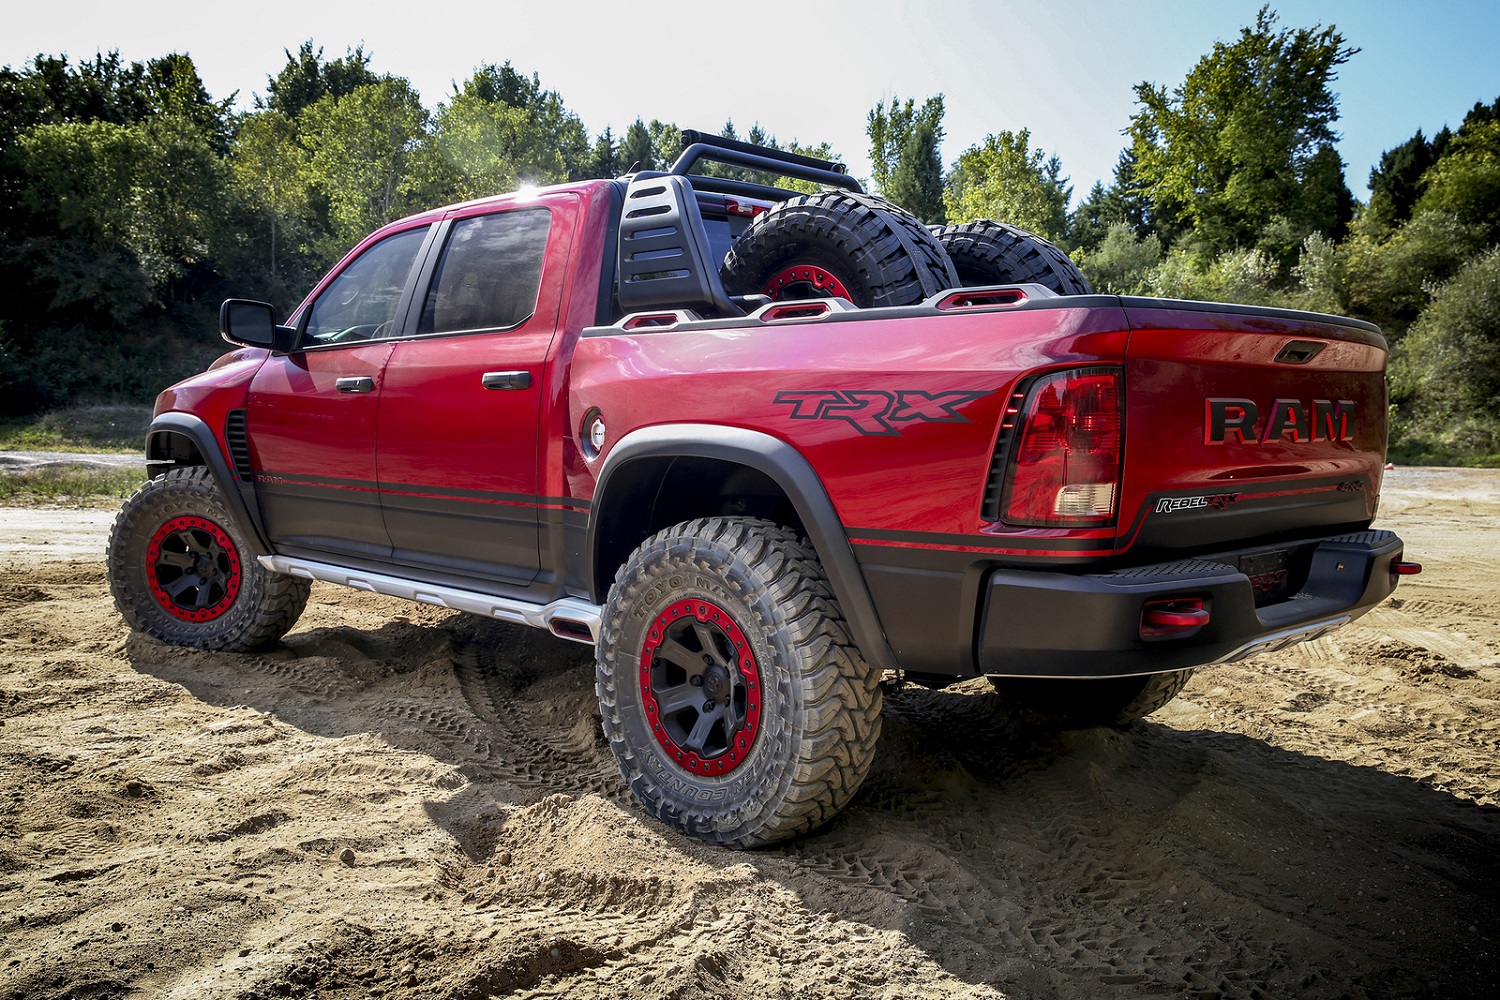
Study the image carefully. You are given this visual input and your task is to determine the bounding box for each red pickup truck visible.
[107,133,1415,846]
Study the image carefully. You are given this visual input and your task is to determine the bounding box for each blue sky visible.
[5,0,1498,201]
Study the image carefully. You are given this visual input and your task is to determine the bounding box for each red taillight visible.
[1000,367,1122,526]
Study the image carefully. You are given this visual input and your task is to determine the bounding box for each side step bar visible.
[258,555,602,645]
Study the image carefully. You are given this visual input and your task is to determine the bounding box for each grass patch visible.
[1386,445,1500,468]
[0,465,146,505]
[0,405,151,453]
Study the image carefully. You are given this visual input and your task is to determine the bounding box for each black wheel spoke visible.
[691,622,724,664]
[655,683,701,715]
[163,575,200,600]
[682,705,722,753]
[656,635,707,675]
[157,550,195,570]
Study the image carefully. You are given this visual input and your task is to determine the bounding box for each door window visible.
[418,210,551,335]
[303,225,430,345]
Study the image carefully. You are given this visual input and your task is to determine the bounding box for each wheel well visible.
[592,456,805,600]
[146,429,205,474]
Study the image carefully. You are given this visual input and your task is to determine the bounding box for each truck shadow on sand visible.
[126,612,1500,999]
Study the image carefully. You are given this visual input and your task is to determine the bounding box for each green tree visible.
[943,129,1070,241]
[1339,209,1482,335]
[1391,246,1500,456]
[618,117,654,172]
[299,77,430,256]
[866,94,944,197]
[648,119,683,172]
[590,125,617,178]
[229,109,314,291]
[14,120,152,323]
[432,64,588,200]
[263,41,377,118]
[1367,127,1450,229]
[1127,6,1357,252]
[1077,222,1161,294]
[886,119,945,223]
[1415,118,1500,245]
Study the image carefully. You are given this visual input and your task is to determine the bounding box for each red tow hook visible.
[1392,561,1423,577]
[1141,598,1210,637]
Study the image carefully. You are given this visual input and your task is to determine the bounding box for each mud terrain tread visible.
[932,219,1092,295]
[108,467,310,651]
[596,517,882,847]
[720,190,958,309]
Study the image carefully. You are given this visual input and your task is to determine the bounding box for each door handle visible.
[335,376,375,393]
[482,370,532,390]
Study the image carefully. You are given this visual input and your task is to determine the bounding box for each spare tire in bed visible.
[930,219,1092,295]
[720,190,958,309]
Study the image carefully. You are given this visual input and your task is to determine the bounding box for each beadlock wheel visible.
[144,515,243,622]
[639,598,763,776]
[108,467,311,651]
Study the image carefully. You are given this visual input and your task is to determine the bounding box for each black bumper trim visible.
[979,530,1404,678]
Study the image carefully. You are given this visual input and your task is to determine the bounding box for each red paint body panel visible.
[569,304,1130,546]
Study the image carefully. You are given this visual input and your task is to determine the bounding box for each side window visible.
[418,209,551,335]
[303,226,430,344]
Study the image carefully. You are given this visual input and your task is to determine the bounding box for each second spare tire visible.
[720,190,959,309]
[931,219,1092,295]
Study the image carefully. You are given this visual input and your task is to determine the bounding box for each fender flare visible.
[147,412,271,558]
[588,423,898,674]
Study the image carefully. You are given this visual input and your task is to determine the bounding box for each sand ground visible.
[2,466,1498,999]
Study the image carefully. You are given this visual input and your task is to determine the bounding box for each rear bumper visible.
[977,530,1405,678]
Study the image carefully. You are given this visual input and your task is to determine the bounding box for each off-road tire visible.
[596,517,882,847]
[931,219,1092,295]
[108,467,310,651]
[720,190,959,309]
[988,669,1194,729]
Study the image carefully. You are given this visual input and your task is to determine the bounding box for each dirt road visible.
[2,468,1498,999]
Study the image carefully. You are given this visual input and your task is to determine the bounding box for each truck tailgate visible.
[1116,300,1388,559]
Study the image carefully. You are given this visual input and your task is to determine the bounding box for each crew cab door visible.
[374,195,573,585]
[244,222,436,560]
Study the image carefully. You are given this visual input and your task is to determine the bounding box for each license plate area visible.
[1237,547,1310,607]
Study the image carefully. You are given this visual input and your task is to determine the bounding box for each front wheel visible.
[596,517,882,847]
[108,467,310,651]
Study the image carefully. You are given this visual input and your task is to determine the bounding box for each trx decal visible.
[1155,493,1241,514]
[774,390,990,437]
[1248,569,1289,593]
[1205,398,1356,445]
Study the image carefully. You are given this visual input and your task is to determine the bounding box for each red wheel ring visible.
[639,598,763,776]
[762,264,852,301]
[145,516,243,622]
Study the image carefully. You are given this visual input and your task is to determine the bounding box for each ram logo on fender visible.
[1205,398,1355,445]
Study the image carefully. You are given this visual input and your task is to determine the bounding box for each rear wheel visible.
[596,517,882,847]
[931,219,1091,295]
[987,669,1194,728]
[108,467,310,651]
[720,190,958,309]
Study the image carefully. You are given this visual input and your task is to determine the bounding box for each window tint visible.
[418,210,551,335]
[304,226,429,344]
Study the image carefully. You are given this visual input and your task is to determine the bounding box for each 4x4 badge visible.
[774,390,990,436]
